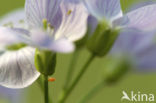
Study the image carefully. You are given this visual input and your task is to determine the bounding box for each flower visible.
[83,0,156,56]
[0,0,88,88]
[82,0,156,71]
[0,9,40,88]
[111,29,156,71]
[1,0,88,53]
[0,86,23,103]
[83,0,156,32]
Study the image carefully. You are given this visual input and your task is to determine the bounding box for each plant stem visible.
[37,76,53,103]
[44,75,49,103]
[78,81,105,103]
[59,54,96,103]
[63,50,80,90]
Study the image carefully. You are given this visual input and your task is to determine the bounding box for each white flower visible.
[0,0,88,88]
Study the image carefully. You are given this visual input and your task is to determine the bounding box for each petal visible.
[0,27,30,47]
[0,47,40,88]
[30,30,75,53]
[87,15,98,35]
[55,2,88,41]
[0,9,26,28]
[25,0,61,28]
[83,0,122,21]
[0,86,22,102]
[111,29,156,71]
[114,4,156,31]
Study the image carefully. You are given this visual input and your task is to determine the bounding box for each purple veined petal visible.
[87,15,98,35]
[111,29,146,54]
[30,29,75,53]
[113,4,156,31]
[55,2,88,41]
[128,1,156,12]
[0,9,26,28]
[111,28,156,71]
[0,86,23,103]
[0,27,32,48]
[0,47,40,88]
[25,0,62,29]
[83,0,123,21]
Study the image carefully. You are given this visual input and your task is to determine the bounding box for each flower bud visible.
[103,57,130,83]
[35,49,56,76]
[87,22,119,57]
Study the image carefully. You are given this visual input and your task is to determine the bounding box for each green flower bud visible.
[35,49,56,76]
[87,22,119,57]
[103,57,130,83]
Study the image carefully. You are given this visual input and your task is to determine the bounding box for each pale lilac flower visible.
[83,0,156,71]
[83,0,156,32]
[0,0,88,88]
[111,29,156,71]
[0,9,40,88]
[1,0,88,52]
[0,86,23,103]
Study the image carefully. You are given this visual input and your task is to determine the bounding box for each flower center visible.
[42,19,54,36]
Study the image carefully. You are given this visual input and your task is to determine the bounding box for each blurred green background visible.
[0,0,156,103]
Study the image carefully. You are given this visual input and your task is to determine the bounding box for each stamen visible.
[67,10,72,16]
[42,19,48,30]
[48,78,56,82]
[48,23,54,30]
[3,22,13,28]
[19,19,24,24]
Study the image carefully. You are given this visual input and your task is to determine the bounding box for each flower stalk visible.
[63,50,80,90]
[59,54,96,103]
[44,75,49,103]
[78,80,105,103]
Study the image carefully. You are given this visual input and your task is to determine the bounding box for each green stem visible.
[37,76,53,103]
[59,54,96,103]
[78,81,105,103]
[44,75,49,103]
[63,50,80,90]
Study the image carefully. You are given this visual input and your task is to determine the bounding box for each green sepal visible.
[75,32,89,49]
[103,57,130,83]
[35,49,56,76]
[87,22,120,57]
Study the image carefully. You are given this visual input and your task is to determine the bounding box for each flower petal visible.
[0,27,30,47]
[0,9,26,28]
[87,15,98,35]
[111,29,156,71]
[113,4,156,31]
[30,30,75,53]
[55,2,88,41]
[0,47,40,88]
[83,0,122,21]
[25,0,61,28]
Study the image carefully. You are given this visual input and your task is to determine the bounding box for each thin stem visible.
[78,81,105,103]
[59,54,96,103]
[64,50,80,90]
[44,75,49,103]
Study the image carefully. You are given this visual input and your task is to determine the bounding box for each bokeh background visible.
[0,0,156,103]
